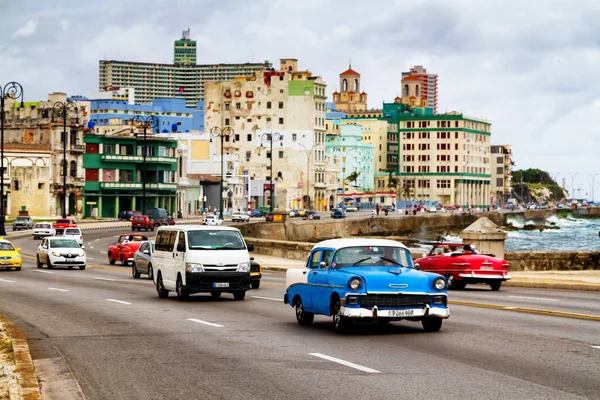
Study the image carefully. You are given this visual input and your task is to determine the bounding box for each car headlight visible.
[236,262,250,272]
[348,278,362,290]
[52,251,61,257]
[14,255,21,260]
[186,262,204,273]
[77,251,85,257]
[433,278,447,290]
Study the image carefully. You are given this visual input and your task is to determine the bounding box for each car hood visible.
[336,266,438,293]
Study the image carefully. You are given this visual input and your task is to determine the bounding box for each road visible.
[0,227,598,400]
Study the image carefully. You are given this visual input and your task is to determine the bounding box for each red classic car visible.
[131,215,154,231]
[414,243,511,291]
[107,234,148,265]
[54,218,77,235]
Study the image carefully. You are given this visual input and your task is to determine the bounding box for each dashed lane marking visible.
[449,300,600,321]
[94,277,117,281]
[309,353,380,374]
[34,270,54,274]
[106,299,131,305]
[48,288,69,292]
[592,346,600,349]
[509,295,558,302]
[186,318,224,328]
[89,265,128,272]
[252,296,283,302]
[94,239,101,242]
[100,251,107,254]
[0,278,15,283]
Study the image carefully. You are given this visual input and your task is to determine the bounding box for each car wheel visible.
[233,291,246,301]
[131,228,136,231]
[295,297,314,326]
[489,281,502,291]
[79,265,86,270]
[132,263,141,279]
[120,256,126,266]
[332,297,352,334]
[422,318,443,332]
[36,256,43,268]
[108,253,115,265]
[251,280,260,289]
[150,226,154,231]
[147,264,154,280]
[68,266,73,270]
[15,267,21,271]
[176,274,189,301]
[156,274,169,298]
[47,260,54,269]
[211,291,222,298]
[447,275,466,290]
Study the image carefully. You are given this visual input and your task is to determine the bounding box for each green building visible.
[83,131,178,218]
[174,28,196,65]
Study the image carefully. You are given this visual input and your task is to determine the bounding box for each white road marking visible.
[94,277,116,281]
[34,270,54,274]
[509,295,558,302]
[106,299,131,305]
[0,278,15,283]
[309,353,380,374]
[592,346,600,349]
[100,251,107,254]
[94,239,101,242]
[87,257,95,260]
[48,288,69,292]
[89,247,94,250]
[252,296,282,302]
[186,318,224,328]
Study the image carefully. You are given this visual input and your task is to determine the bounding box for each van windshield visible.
[187,230,246,250]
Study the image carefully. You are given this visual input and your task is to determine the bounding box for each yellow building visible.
[332,65,368,112]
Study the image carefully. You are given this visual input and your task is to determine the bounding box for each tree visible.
[401,182,412,201]
[386,169,398,190]
[511,168,557,185]
[345,171,360,186]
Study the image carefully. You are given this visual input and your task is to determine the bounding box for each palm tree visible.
[386,169,398,190]
[345,171,360,186]
[401,182,412,201]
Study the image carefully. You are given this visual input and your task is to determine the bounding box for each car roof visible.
[0,239,14,244]
[312,238,408,250]
[48,237,78,242]
[157,224,239,232]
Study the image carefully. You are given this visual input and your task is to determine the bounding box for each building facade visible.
[332,65,368,112]
[99,31,272,107]
[401,65,438,114]
[490,145,513,207]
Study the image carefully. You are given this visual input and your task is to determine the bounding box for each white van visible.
[152,225,254,301]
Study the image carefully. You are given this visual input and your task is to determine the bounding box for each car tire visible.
[447,275,466,290]
[131,228,136,231]
[176,274,189,301]
[15,267,21,271]
[150,226,154,231]
[295,297,314,326]
[251,280,260,289]
[132,263,141,279]
[68,266,73,270]
[211,291,222,298]
[233,291,246,301]
[332,297,352,334]
[79,265,86,270]
[489,281,502,291]
[48,261,54,269]
[120,256,127,266]
[156,274,169,298]
[36,256,43,268]
[147,264,154,280]
[422,318,443,332]
[108,253,115,265]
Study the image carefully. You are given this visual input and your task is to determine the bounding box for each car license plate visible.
[1,261,10,265]
[481,266,493,270]
[389,309,414,317]
[213,282,229,288]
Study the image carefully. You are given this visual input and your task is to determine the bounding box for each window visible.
[119,170,134,183]
[267,152,271,159]
[279,150,284,159]
[235,134,240,142]
[103,144,116,154]
[225,103,230,111]
[497,178,504,186]
[310,250,322,269]
[497,156,503,163]
[279,118,284,124]
[246,151,251,160]
[496,167,503,174]
[225,118,230,125]
[13,180,20,191]
[267,102,272,109]
[70,161,77,177]
[155,230,177,252]
[292,133,297,141]
[278,102,284,109]
[235,103,241,110]
[177,232,186,251]
[38,183,44,189]
[247,134,252,141]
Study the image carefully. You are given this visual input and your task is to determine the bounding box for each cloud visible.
[12,19,37,37]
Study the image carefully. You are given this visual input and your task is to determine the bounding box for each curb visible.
[0,314,42,400]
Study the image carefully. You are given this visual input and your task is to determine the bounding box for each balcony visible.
[71,144,86,153]
[101,154,177,164]
[314,182,328,189]
[99,182,177,191]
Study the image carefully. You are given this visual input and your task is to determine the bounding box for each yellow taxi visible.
[0,238,22,271]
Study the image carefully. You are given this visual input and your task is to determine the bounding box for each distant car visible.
[0,239,22,271]
[132,215,155,231]
[32,222,56,240]
[414,243,511,291]
[107,234,148,266]
[144,208,170,226]
[60,227,84,247]
[301,210,321,220]
[330,208,342,218]
[53,218,77,235]
[250,259,261,289]
[203,215,224,226]
[132,241,154,279]
[36,237,86,270]
[265,212,275,222]
[231,212,250,222]
[13,216,34,230]
[250,209,263,218]
[118,210,140,221]
[284,238,449,334]
[345,206,358,212]
[332,209,346,219]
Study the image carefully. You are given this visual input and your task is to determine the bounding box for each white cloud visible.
[12,20,37,37]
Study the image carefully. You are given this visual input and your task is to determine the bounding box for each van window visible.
[178,232,186,250]
[156,230,177,251]
[187,230,245,250]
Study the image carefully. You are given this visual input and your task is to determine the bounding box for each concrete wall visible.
[505,251,600,271]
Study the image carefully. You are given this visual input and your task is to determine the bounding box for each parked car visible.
[59,227,84,247]
[203,215,223,226]
[107,234,148,266]
[53,218,77,235]
[118,210,140,221]
[132,241,155,279]
[250,209,264,218]
[414,243,511,291]
[36,237,86,270]
[332,209,346,219]
[32,222,56,240]
[301,210,321,220]
[265,212,275,222]
[0,239,22,271]
[284,238,449,334]
[144,208,170,226]
[345,206,358,212]
[330,208,342,218]
[131,215,154,231]
[231,212,250,222]
[13,216,34,231]
[250,259,261,289]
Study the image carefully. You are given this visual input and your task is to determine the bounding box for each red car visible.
[414,243,511,291]
[131,215,154,231]
[107,234,148,266]
[54,218,77,234]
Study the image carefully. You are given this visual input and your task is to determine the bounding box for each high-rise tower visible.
[401,65,438,113]
[174,28,197,65]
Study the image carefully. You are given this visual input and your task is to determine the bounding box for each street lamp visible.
[589,173,598,202]
[259,132,283,212]
[210,126,235,219]
[336,147,356,208]
[0,82,25,235]
[568,173,578,199]
[299,142,318,210]
[51,100,79,218]
[132,116,159,212]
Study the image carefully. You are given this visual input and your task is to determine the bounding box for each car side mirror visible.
[176,243,186,252]
[250,257,255,261]
[143,249,150,255]
[319,261,327,269]
[422,253,427,258]
[414,263,420,270]
[247,243,254,252]
[16,248,21,252]
[81,245,85,249]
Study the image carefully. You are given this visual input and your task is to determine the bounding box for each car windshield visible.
[120,235,145,242]
[0,242,15,251]
[35,224,51,229]
[49,239,79,248]
[187,230,246,250]
[332,246,413,268]
[56,219,71,224]
[16,216,28,221]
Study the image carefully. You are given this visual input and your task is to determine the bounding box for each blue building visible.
[89,98,204,133]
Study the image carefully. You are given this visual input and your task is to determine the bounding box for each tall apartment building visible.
[401,65,438,114]
[490,145,513,207]
[99,30,272,107]
[204,59,332,210]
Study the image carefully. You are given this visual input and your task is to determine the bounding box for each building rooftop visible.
[340,68,360,76]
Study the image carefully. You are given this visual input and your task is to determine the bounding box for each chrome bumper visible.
[459,273,511,280]
[340,304,449,319]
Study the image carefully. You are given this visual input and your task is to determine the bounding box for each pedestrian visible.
[376,204,380,216]
[371,209,375,218]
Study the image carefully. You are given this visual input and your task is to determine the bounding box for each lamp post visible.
[568,173,578,199]
[0,82,25,235]
[259,132,283,212]
[336,147,356,208]
[132,116,159,212]
[51,100,79,218]
[299,142,318,210]
[589,173,598,202]
[210,126,235,219]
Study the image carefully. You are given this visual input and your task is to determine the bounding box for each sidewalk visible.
[251,254,600,291]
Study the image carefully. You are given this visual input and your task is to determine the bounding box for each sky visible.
[1,0,599,197]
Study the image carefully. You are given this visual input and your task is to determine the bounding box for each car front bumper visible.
[0,260,22,268]
[458,272,511,281]
[340,304,449,320]
[49,255,86,266]
[250,272,262,281]
[185,271,250,293]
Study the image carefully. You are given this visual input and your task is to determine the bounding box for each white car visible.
[36,237,86,270]
[60,227,84,247]
[33,222,56,240]
[231,212,250,222]
[204,215,223,226]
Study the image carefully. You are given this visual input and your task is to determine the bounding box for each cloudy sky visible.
[1,0,599,196]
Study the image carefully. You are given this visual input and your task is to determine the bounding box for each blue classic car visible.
[284,238,449,334]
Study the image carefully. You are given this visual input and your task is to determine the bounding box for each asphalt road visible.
[0,228,598,400]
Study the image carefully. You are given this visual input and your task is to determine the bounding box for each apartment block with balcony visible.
[490,145,513,207]
[82,129,177,218]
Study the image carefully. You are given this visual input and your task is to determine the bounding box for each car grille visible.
[203,265,237,272]
[59,253,79,259]
[359,294,432,308]
[0,256,12,260]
